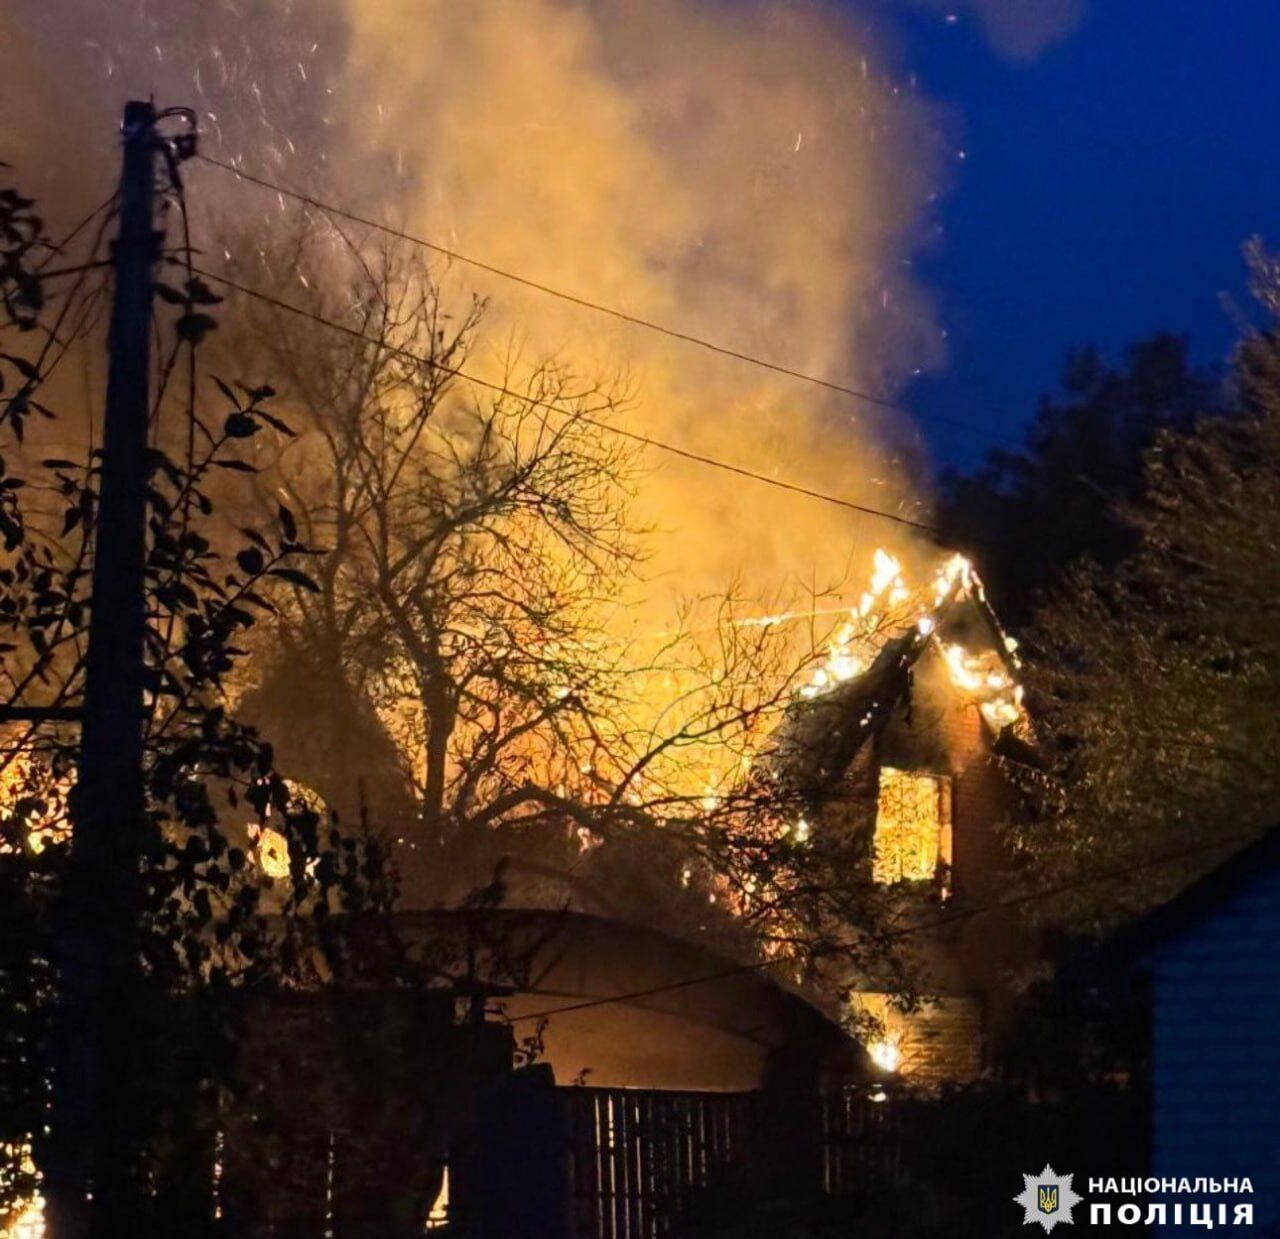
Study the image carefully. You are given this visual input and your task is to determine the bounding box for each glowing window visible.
[873,767,951,884]
[426,1164,450,1229]
[251,825,291,880]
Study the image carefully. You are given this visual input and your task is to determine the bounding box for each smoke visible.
[896,0,1086,59]
[1,0,950,613]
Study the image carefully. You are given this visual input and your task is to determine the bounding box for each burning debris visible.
[0,1145,43,1239]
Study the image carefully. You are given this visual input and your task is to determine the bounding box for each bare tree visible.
[225,238,938,998]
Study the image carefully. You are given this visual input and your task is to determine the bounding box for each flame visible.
[425,1164,450,1230]
[0,0,972,910]
[0,1146,44,1239]
[869,548,904,597]
[250,824,291,880]
[0,1197,44,1239]
[867,1038,901,1074]
[0,750,70,857]
[793,548,1025,732]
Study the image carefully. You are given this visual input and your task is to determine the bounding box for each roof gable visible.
[768,550,1028,794]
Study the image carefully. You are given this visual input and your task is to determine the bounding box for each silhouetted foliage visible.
[0,169,395,1233]
[225,235,933,999]
[938,333,1217,627]
[1007,253,1280,931]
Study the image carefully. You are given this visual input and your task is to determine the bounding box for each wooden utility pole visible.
[49,99,160,1239]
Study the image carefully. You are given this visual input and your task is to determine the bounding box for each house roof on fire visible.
[770,551,1030,797]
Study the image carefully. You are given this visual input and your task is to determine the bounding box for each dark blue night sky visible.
[881,1,1280,469]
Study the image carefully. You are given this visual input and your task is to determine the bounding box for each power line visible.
[34,260,114,281]
[506,830,1254,1025]
[194,152,1024,449]
[35,191,118,274]
[192,263,943,536]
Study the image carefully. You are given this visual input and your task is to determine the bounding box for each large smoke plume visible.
[2,0,979,613]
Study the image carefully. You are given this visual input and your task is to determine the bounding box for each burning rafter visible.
[791,548,1025,734]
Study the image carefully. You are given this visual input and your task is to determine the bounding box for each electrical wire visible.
[505,830,1255,1024]
[18,158,1256,1036]
[34,191,119,274]
[191,263,944,536]
[31,260,113,281]
[194,152,1024,449]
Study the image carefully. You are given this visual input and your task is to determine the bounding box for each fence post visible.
[474,1064,570,1239]
[756,1049,826,1202]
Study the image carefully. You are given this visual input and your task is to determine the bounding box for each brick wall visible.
[895,997,984,1085]
[1148,868,1280,1233]
[854,993,986,1086]
[831,645,1036,1084]
[881,650,1036,1017]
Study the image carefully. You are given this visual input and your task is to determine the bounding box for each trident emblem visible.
[1016,1164,1079,1231]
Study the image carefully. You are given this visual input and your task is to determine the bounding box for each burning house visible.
[375,548,1042,1096]
[765,550,1038,1085]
